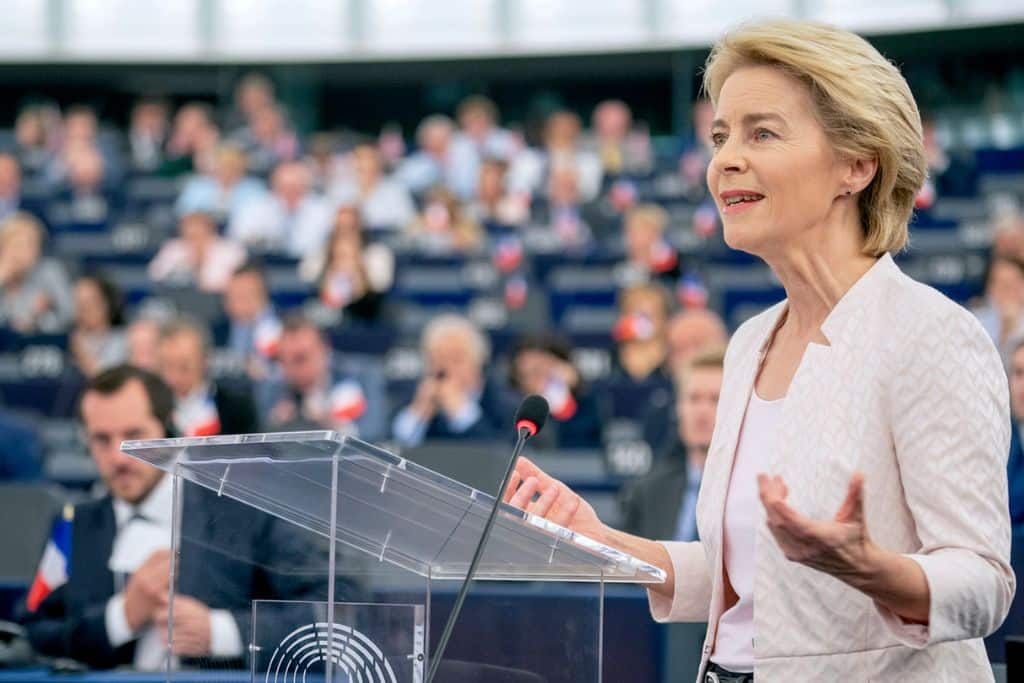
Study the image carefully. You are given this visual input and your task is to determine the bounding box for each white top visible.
[710,388,783,673]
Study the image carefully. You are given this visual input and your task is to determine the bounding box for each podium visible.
[121,431,665,682]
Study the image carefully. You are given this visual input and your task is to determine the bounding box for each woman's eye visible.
[754,128,775,142]
[710,133,727,148]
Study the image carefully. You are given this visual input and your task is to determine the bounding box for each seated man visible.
[619,346,724,540]
[223,262,282,380]
[256,313,387,441]
[157,315,260,436]
[392,314,508,446]
[18,365,354,669]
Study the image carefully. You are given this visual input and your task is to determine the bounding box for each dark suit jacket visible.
[416,379,511,443]
[1009,421,1024,528]
[212,380,260,435]
[19,483,355,669]
[619,441,689,539]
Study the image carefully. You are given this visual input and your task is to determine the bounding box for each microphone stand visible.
[424,426,533,683]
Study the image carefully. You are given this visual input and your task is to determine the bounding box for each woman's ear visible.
[844,156,878,195]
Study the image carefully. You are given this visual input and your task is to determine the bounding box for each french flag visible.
[181,398,221,438]
[543,379,578,422]
[677,271,709,310]
[26,504,74,612]
[613,312,656,342]
[254,316,282,359]
[493,236,524,273]
[331,381,367,423]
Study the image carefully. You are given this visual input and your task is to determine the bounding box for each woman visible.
[148,211,246,293]
[70,272,127,377]
[302,205,394,324]
[504,20,1013,681]
[405,187,483,254]
[0,212,73,333]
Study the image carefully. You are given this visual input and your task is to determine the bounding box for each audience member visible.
[610,282,675,448]
[507,334,603,450]
[509,110,602,202]
[0,212,73,333]
[127,98,169,173]
[223,263,281,377]
[454,95,518,161]
[676,100,715,203]
[226,73,277,134]
[467,158,529,227]
[49,106,120,187]
[303,206,394,323]
[70,273,127,378]
[228,161,332,257]
[13,106,57,178]
[256,314,387,440]
[665,308,728,377]
[1007,340,1024,528]
[973,253,1024,365]
[406,187,483,254]
[175,144,266,224]
[0,153,28,223]
[56,144,117,227]
[621,203,681,283]
[161,103,216,177]
[392,314,508,446]
[0,410,43,481]
[396,115,478,199]
[586,99,651,176]
[230,104,300,176]
[148,211,247,293]
[157,317,259,436]
[18,365,340,669]
[125,318,162,373]
[329,142,416,230]
[533,163,597,250]
[619,346,724,539]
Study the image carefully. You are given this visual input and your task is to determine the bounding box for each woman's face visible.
[987,261,1024,312]
[514,349,555,396]
[707,66,849,257]
[74,279,109,331]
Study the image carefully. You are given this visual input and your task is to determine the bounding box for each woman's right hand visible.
[502,457,608,544]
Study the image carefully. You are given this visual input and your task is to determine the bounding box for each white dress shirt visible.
[103,473,243,670]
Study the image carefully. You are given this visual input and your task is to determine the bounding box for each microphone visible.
[426,395,549,683]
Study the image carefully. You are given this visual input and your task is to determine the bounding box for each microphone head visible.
[514,394,549,438]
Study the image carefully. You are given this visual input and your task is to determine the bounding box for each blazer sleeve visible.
[879,303,1015,647]
[646,541,713,623]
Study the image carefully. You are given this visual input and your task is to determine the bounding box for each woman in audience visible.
[405,187,483,254]
[621,203,681,283]
[507,333,604,450]
[974,253,1024,366]
[503,20,1013,680]
[148,211,246,293]
[70,272,127,377]
[0,211,73,333]
[302,205,394,324]
[467,158,529,227]
[175,143,265,224]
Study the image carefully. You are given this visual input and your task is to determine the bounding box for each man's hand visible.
[436,373,470,418]
[153,595,212,657]
[410,375,441,420]
[123,550,171,632]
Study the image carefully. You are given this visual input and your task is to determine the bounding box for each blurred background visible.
[0,1,1023,681]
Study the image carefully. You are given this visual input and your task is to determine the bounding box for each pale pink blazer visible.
[649,254,1015,681]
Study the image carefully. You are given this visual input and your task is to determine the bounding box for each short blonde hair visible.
[422,313,490,366]
[0,211,45,247]
[625,204,668,234]
[703,19,926,256]
[674,345,726,393]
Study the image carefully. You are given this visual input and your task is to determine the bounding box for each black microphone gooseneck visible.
[425,395,549,683]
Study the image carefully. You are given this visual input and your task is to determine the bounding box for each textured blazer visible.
[649,254,1015,681]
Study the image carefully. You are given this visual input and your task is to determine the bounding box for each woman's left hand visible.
[758,472,878,580]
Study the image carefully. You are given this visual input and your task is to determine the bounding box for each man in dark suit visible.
[392,314,509,446]
[619,347,724,540]
[157,315,259,436]
[18,365,349,669]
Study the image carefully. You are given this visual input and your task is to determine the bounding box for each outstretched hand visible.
[758,472,877,580]
[501,457,607,543]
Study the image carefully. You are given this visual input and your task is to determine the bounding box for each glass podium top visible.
[121,431,666,584]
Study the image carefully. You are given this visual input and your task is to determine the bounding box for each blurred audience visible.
[127,98,170,173]
[0,153,27,223]
[507,333,603,450]
[231,103,300,176]
[18,365,333,669]
[665,308,728,377]
[454,95,518,162]
[162,102,217,177]
[13,105,58,177]
[396,115,478,200]
[148,211,247,293]
[157,316,259,436]
[586,99,651,176]
[620,346,724,539]
[256,314,387,440]
[392,314,507,446]
[467,158,529,227]
[223,263,281,377]
[329,142,416,230]
[621,203,681,283]
[226,73,277,135]
[510,110,602,202]
[175,144,265,223]
[973,254,1024,365]
[406,187,483,254]
[0,410,43,481]
[0,212,73,332]
[1008,340,1024,529]
[125,318,163,373]
[228,161,332,257]
[69,273,127,378]
[302,206,394,323]
[534,163,597,250]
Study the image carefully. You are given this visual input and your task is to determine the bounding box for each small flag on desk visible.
[26,504,74,612]
[677,271,709,310]
[254,316,282,359]
[331,380,368,423]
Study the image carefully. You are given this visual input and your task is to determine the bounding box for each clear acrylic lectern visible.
[121,431,665,683]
